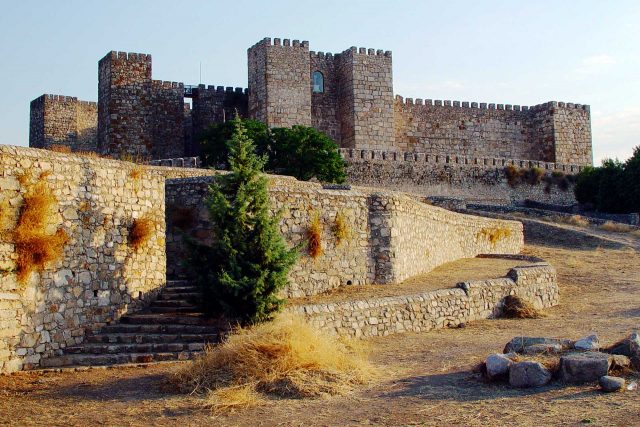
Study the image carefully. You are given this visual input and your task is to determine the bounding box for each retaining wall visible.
[289,263,558,337]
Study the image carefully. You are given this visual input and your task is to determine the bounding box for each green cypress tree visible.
[192,118,298,323]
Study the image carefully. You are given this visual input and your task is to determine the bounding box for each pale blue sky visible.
[1,0,638,164]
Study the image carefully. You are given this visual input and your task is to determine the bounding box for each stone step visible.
[119,313,209,325]
[100,323,219,335]
[165,280,192,288]
[40,351,200,368]
[86,332,221,344]
[158,292,201,300]
[64,342,207,355]
[148,306,200,314]
[163,285,198,293]
[151,299,197,308]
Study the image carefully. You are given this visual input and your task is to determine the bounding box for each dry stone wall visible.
[289,263,558,338]
[0,145,170,373]
[165,174,523,298]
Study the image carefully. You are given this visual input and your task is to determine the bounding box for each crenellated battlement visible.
[342,46,392,57]
[339,148,586,174]
[98,50,152,65]
[248,37,310,51]
[395,95,590,112]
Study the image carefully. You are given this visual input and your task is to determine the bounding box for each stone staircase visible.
[40,280,226,368]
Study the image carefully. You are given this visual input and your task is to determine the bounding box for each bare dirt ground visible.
[1,219,639,427]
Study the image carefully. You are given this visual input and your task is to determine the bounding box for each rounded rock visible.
[599,375,625,392]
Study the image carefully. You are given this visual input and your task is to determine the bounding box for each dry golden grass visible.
[333,211,350,246]
[75,150,102,158]
[129,215,156,251]
[48,144,72,153]
[599,221,634,233]
[307,211,323,258]
[549,214,590,228]
[172,314,374,414]
[0,197,14,233]
[477,227,512,246]
[13,179,68,284]
[500,295,545,319]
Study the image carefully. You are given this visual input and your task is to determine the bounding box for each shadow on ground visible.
[379,370,589,403]
[53,372,175,402]
[522,219,625,250]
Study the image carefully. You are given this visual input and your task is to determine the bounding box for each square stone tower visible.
[248,38,312,127]
[98,51,153,158]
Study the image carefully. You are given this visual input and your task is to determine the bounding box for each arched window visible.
[312,71,324,93]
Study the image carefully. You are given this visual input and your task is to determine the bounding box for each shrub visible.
[599,221,633,233]
[13,178,68,284]
[504,165,519,187]
[187,118,298,323]
[199,119,347,183]
[307,211,323,258]
[129,215,156,251]
[172,314,374,413]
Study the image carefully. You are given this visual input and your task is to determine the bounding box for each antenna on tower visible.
[199,62,202,85]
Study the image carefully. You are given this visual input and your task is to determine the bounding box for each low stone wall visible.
[166,175,523,298]
[0,145,175,373]
[289,263,558,338]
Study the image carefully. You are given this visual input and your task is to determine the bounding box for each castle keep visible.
[30,37,593,166]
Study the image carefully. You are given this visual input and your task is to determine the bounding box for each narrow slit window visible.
[312,71,324,93]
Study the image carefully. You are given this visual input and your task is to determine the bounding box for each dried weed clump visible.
[500,295,545,319]
[13,178,68,284]
[172,314,374,414]
[333,211,350,246]
[599,221,634,233]
[48,144,72,153]
[0,197,14,235]
[549,214,590,228]
[477,227,512,246]
[307,211,323,258]
[129,164,146,181]
[128,215,156,251]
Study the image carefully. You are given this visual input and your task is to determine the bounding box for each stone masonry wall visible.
[151,80,186,159]
[29,95,97,152]
[342,148,583,206]
[552,104,592,165]
[0,145,168,373]
[310,52,341,143]
[165,174,523,298]
[290,263,558,338]
[248,38,312,128]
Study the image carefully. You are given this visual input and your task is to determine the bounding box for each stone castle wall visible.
[310,52,341,142]
[29,95,97,152]
[342,148,584,205]
[393,98,592,165]
[290,263,558,338]
[0,145,168,372]
[151,80,186,159]
[165,174,523,298]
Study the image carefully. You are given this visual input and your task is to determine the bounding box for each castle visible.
[29,37,593,167]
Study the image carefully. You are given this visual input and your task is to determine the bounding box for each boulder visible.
[607,331,640,370]
[523,343,564,355]
[485,354,513,380]
[504,337,573,354]
[599,375,625,392]
[509,361,552,388]
[574,334,599,351]
[559,352,611,384]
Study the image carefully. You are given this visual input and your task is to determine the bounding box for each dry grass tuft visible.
[48,144,72,153]
[129,215,156,251]
[307,211,323,258]
[599,221,633,233]
[75,150,102,158]
[129,164,146,181]
[333,211,350,246]
[500,295,545,319]
[477,227,512,246]
[13,179,68,284]
[549,214,590,228]
[0,198,14,234]
[172,314,374,414]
